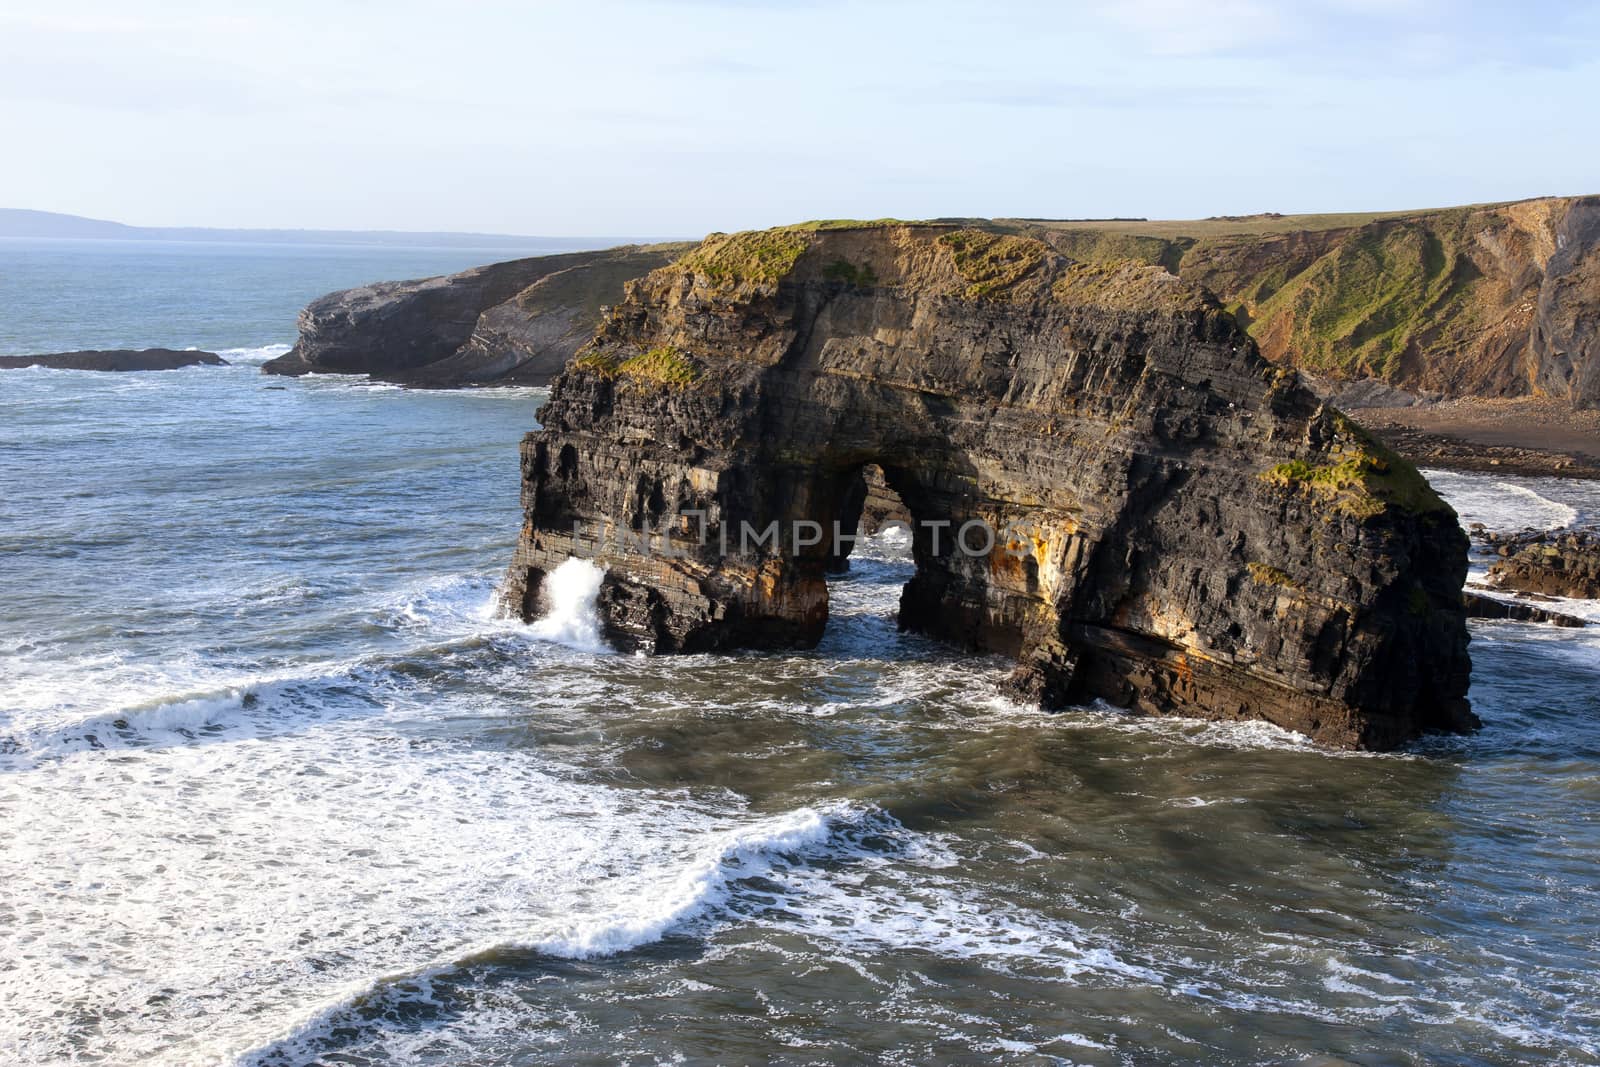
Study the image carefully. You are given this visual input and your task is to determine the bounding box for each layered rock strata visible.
[262,245,685,386]
[502,223,1476,750]
[270,197,1600,404]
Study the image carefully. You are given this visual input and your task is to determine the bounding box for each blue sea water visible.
[1,239,1599,1066]
[0,237,575,356]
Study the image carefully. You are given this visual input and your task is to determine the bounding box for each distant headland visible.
[0,208,664,251]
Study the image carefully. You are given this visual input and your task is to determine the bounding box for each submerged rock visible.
[502,222,1476,750]
[1462,589,1587,627]
[0,348,227,371]
[262,245,687,386]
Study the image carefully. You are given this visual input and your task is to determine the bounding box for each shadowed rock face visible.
[503,223,1476,750]
[0,348,226,371]
[261,246,683,386]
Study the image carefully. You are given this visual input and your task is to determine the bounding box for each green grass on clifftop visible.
[999,199,1560,388]
[679,220,912,289]
[680,229,811,287]
[939,229,1051,299]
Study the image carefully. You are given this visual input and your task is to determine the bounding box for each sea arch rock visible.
[502,223,1476,750]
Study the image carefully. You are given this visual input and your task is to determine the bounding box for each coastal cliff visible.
[261,245,687,386]
[1017,195,1600,408]
[503,223,1475,750]
[272,197,1600,407]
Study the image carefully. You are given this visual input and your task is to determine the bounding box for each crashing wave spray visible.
[530,558,611,652]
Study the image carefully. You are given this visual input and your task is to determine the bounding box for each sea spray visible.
[530,558,610,652]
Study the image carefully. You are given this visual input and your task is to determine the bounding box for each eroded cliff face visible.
[1024,196,1600,407]
[1532,197,1600,408]
[261,245,684,386]
[265,198,1600,403]
[503,223,1475,750]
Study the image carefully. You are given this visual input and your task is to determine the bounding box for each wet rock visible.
[502,223,1476,751]
[0,348,227,371]
[1462,589,1587,627]
[1487,529,1600,599]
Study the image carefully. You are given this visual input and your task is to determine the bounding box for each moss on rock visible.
[572,349,623,376]
[679,228,812,288]
[822,258,879,287]
[1248,217,1476,381]
[1246,562,1299,588]
[939,229,1051,299]
[619,345,698,387]
[1260,412,1450,519]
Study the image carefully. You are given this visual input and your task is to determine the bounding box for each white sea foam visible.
[217,343,292,365]
[0,664,367,765]
[230,805,840,1066]
[1424,469,1582,532]
[530,558,610,652]
[525,806,831,957]
[93,688,248,733]
[2,715,799,1065]
[229,801,1166,1067]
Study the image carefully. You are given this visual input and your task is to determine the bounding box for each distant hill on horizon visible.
[0,208,664,251]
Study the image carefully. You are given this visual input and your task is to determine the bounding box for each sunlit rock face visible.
[503,223,1475,750]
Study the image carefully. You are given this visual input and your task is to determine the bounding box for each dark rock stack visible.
[1487,529,1600,599]
[1462,589,1586,627]
[0,348,227,371]
[503,223,1475,750]
[262,245,685,386]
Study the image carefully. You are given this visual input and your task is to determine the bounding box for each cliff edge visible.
[261,245,688,386]
[1016,195,1600,408]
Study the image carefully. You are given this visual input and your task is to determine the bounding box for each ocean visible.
[1,239,1598,1066]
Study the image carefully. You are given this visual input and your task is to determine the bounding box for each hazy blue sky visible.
[2,0,1597,236]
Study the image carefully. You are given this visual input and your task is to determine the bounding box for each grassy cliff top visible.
[671,221,1219,315]
[994,196,1573,240]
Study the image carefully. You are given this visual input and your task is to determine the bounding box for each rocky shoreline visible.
[1356,398,1600,480]
[1461,589,1587,627]
[1478,528,1600,599]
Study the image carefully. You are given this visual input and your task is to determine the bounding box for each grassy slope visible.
[651,198,1582,397]
[991,198,1572,396]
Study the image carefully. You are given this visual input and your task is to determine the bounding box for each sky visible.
[1,0,1597,238]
